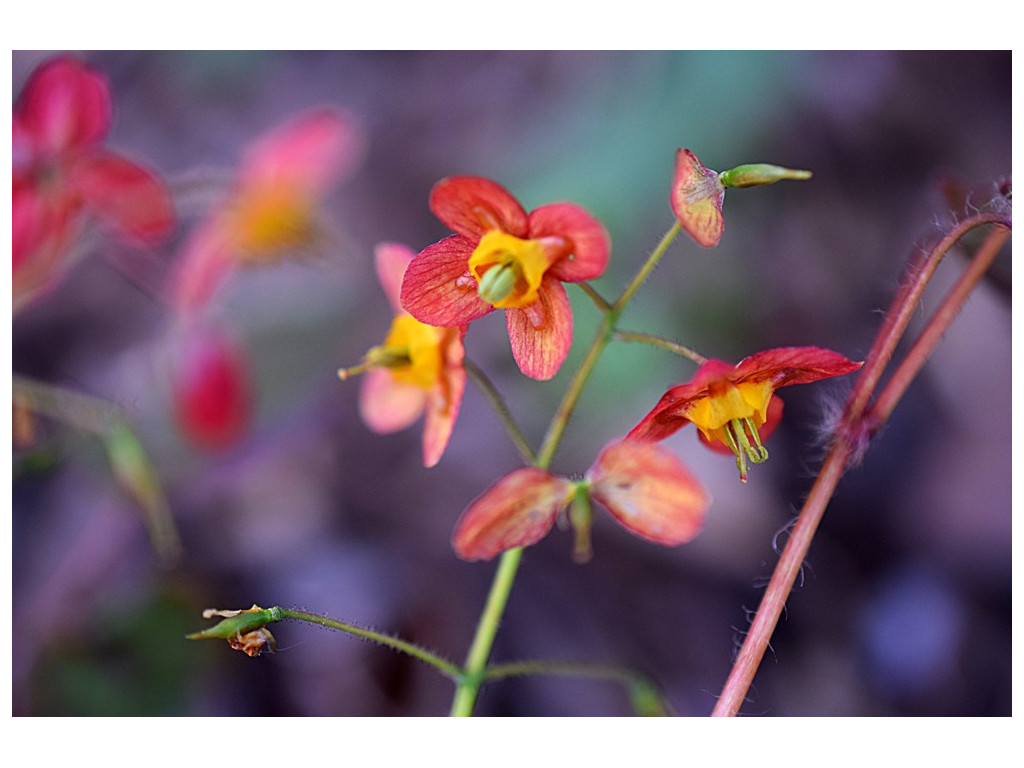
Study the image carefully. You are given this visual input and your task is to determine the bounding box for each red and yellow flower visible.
[671,148,812,248]
[453,440,710,562]
[628,347,862,481]
[173,108,362,313]
[13,56,174,312]
[400,176,610,381]
[340,243,466,468]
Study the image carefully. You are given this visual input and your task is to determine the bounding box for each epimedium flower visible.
[671,148,812,248]
[339,243,467,468]
[453,439,710,562]
[627,346,862,482]
[172,107,363,314]
[13,56,174,313]
[171,323,253,451]
[400,176,610,381]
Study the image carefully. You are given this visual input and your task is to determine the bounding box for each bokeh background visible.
[12,50,1011,716]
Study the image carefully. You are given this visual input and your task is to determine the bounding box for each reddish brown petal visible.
[589,441,709,546]
[452,468,572,561]
[421,328,467,468]
[374,242,416,313]
[671,149,725,248]
[359,368,427,434]
[69,152,174,242]
[732,346,863,388]
[505,277,573,381]
[16,56,111,154]
[430,176,529,240]
[400,235,494,327]
[528,203,611,283]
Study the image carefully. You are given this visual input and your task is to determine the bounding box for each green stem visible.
[577,281,613,313]
[450,220,685,716]
[463,357,536,464]
[613,330,708,365]
[277,608,464,681]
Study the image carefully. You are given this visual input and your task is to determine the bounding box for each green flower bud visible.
[719,163,812,189]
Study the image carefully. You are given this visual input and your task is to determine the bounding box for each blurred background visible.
[12,51,1010,716]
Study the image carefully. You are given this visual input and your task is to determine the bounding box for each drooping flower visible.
[171,323,253,451]
[453,439,710,562]
[13,56,174,312]
[339,243,466,468]
[627,346,862,482]
[400,176,610,381]
[671,148,812,248]
[173,108,363,313]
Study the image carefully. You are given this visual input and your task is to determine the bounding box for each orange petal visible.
[374,242,416,313]
[588,440,709,546]
[400,235,493,327]
[430,176,529,240]
[529,202,610,283]
[421,328,466,468]
[505,277,573,381]
[453,468,573,561]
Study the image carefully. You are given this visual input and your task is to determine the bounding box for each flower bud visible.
[718,163,812,189]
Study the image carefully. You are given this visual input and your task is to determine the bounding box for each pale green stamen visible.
[477,262,518,304]
[721,417,769,483]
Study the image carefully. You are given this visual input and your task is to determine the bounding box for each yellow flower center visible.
[230,187,314,259]
[688,379,774,482]
[372,314,444,389]
[467,230,553,309]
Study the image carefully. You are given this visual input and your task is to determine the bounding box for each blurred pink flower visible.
[13,56,174,312]
[173,108,363,314]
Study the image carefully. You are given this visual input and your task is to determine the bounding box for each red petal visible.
[69,152,174,242]
[16,56,111,154]
[529,202,610,283]
[430,176,529,241]
[452,468,572,561]
[359,367,427,434]
[400,235,493,327]
[624,361,737,442]
[374,242,415,313]
[731,346,863,388]
[671,149,725,248]
[172,218,237,314]
[240,108,362,194]
[421,327,467,468]
[588,440,709,546]
[505,277,573,381]
[172,326,252,451]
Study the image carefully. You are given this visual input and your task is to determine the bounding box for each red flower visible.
[671,148,811,248]
[340,243,466,468]
[13,56,174,312]
[172,324,252,451]
[400,177,610,380]
[453,440,710,562]
[173,108,362,313]
[628,346,862,481]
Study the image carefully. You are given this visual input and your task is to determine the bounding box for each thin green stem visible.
[577,281,613,313]
[450,220,685,716]
[277,608,464,681]
[463,357,536,464]
[614,330,708,365]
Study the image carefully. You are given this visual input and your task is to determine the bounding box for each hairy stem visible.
[614,329,709,365]
[712,213,1010,717]
[463,357,536,464]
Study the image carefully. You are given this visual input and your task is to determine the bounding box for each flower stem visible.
[613,329,708,365]
[451,220,684,715]
[463,357,536,464]
[711,212,1011,717]
[276,608,464,681]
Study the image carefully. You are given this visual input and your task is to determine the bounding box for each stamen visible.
[337,345,411,380]
[477,262,518,304]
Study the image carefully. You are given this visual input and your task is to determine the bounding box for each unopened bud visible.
[719,163,812,189]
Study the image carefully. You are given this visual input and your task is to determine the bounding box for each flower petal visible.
[430,176,529,241]
[505,277,573,381]
[400,235,494,327]
[240,108,362,194]
[671,148,725,248]
[421,327,467,468]
[172,217,237,314]
[69,151,174,242]
[16,56,111,154]
[359,367,427,434]
[452,468,573,561]
[588,440,709,546]
[529,202,611,283]
[374,242,415,313]
[732,346,863,388]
